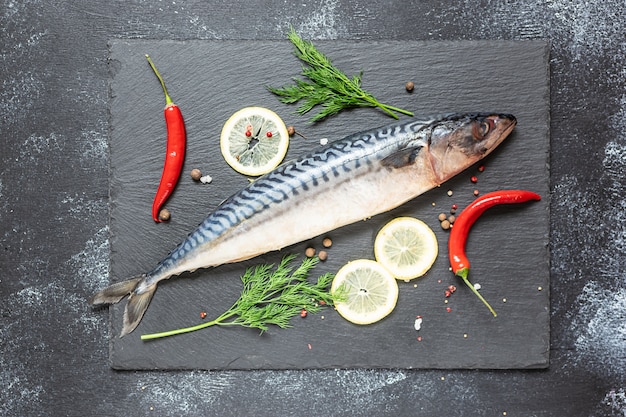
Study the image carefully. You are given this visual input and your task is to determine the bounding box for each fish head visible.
[427,113,516,180]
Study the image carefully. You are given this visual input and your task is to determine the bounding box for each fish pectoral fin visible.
[380,146,423,169]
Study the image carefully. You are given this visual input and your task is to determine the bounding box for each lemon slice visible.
[220,107,289,176]
[374,217,438,281]
[331,259,399,325]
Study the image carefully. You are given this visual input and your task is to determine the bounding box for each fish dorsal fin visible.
[380,146,423,169]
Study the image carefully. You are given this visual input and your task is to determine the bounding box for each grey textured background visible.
[108,39,549,370]
[1,1,625,416]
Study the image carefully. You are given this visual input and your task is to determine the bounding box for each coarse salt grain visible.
[319,138,329,145]
[414,316,423,331]
[200,175,213,184]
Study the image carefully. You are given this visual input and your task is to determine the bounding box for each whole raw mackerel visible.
[89,112,516,336]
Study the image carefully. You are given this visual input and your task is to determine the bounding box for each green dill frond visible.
[268,27,414,122]
[140,255,339,340]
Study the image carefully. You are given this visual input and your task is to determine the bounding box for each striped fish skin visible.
[89,112,516,336]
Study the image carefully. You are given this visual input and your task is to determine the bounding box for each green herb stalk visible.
[141,255,340,340]
[268,27,414,122]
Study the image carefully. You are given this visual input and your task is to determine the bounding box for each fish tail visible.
[88,275,156,337]
[88,276,143,305]
[120,283,157,337]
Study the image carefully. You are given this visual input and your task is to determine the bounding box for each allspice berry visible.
[158,208,171,222]
[190,168,202,181]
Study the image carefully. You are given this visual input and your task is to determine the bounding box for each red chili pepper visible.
[448,190,541,316]
[145,54,186,222]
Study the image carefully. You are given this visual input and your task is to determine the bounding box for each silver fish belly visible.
[89,112,516,336]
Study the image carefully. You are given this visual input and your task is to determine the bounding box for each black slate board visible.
[108,39,549,370]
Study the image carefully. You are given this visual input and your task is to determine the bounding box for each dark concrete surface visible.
[1,1,625,416]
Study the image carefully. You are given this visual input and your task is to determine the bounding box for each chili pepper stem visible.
[455,268,497,317]
[145,54,174,106]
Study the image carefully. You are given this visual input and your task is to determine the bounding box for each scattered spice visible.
[478,165,485,172]
[446,307,452,313]
[447,190,453,196]
[190,168,202,181]
[305,247,316,258]
[322,237,333,248]
[200,311,207,319]
[405,81,415,92]
[473,189,480,196]
[438,212,447,222]
[300,309,308,318]
[287,125,307,139]
[440,219,451,230]
[414,315,423,331]
[318,250,328,261]
[158,208,171,222]
[470,175,478,183]
[447,215,456,224]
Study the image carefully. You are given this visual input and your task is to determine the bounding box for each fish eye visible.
[472,119,496,140]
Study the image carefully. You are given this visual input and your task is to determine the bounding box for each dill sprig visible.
[268,27,414,122]
[141,255,340,340]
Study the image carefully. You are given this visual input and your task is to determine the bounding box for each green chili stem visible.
[145,54,174,106]
[456,268,497,317]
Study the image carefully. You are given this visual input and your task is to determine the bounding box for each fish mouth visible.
[483,113,517,156]
[498,114,517,137]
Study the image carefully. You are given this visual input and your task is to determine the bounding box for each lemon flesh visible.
[220,107,289,176]
[374,217,438,281]
[331,259,399,325]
